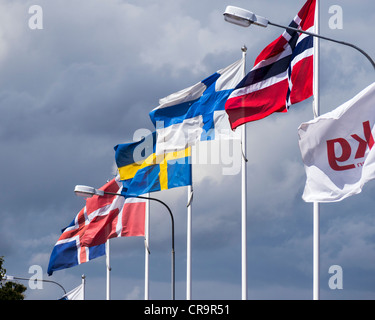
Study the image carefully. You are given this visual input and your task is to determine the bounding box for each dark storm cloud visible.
[0,0,375,300]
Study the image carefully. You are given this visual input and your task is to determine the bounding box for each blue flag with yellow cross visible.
[114,132,191,197]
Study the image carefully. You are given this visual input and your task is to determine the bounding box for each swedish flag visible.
[114,132,191,197]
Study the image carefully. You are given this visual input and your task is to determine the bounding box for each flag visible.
[149,58,244,154]
[225,0,316,130]
[298,82,375,202]
[47,177,146,275]
[59,284,84,300]
[114,131,191,196]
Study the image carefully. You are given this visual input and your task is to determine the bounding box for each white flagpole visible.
[145,195,150,300]
[106,240,111,300]
[186,154,193,300]
[241,45,248,300]
[81,274,86,300]
[313,0,320,301]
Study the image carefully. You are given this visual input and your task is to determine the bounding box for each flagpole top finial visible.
[241,45,247,52]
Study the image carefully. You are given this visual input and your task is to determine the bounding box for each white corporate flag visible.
[60,284,84,300]
[298,82,375,202]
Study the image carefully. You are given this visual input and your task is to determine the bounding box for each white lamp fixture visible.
[223,6,268,28]
[74,185,104,198]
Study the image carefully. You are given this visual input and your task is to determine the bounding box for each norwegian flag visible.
[225,0,316,130]
[48,177,145,275]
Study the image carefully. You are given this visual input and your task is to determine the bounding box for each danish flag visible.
[225,0,316,130]
[48,177,145,275]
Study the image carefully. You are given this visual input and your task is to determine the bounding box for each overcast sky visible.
[1,0,375,300]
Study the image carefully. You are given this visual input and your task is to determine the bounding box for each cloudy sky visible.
[1,0,374,300]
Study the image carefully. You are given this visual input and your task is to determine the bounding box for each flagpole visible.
[186,145,194,300]
[82,274,86,300]
[241,45,248,300]
[106,240,111,300]
[186,147,194,301]
[313,0,320,301]
[186,184,193,300]
[145,195,150,300]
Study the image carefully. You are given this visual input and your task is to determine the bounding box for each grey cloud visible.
[1,0,375,300]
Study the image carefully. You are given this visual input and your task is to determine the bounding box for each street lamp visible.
[74,185,176,300]
[223,6,268,28]
[2,275,67,295]
[74,185,104,198]
[223,5,375,70]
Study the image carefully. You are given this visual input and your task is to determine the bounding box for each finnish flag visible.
[149,58,244,155]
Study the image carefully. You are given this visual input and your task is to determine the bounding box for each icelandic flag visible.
[149,58,244,154]
[225,0,316,130]
[114,131,191,196]
[47,177,145,275]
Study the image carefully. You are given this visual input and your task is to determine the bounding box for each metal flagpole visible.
[106,240,111,300]
[241,45,248,300]
[313,0,320,301]
[144,195,150,300]
[186,168,193,300]
[82,274,86,300]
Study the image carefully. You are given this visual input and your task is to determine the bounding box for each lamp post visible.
[74,185,175,300]
[223,5,375,70]
[2,275,67,295]
[224,4,375,301]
